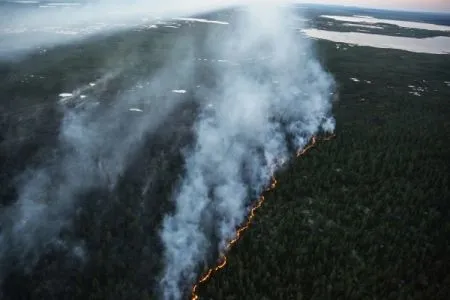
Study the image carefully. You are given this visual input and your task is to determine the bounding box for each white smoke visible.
[0,35,196,274]
[0,0,262,59]
[159,4,335,300]
[0,0,335,296]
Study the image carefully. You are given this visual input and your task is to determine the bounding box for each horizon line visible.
[295,2,450,14]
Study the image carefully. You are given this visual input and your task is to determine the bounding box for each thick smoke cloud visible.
[159,4,335,300]
[0,1,335,298]
[0,0,264,59]
[0,35,196,276]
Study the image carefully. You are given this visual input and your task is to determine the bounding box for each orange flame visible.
[190,134,335,300]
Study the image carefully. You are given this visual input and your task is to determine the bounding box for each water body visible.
[320,15,450,32]
[302,29,450,55]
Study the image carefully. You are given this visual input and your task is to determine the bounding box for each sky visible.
[0,0,449,13]
[304,0,450,12]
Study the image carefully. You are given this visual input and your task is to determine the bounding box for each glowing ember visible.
[296,136,317,157]
[190,134,336,300]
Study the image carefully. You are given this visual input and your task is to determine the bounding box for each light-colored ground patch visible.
[59,93,73,98]
[9,0,39,3]
[172,17,229,25]
[57,73,118,104]
[301,29,450,55]
[195,58,240,66]
[342,23,384,30]
[171,89,186,94]
[321,15,450,32]
[408,84,427,96]
[46,2,82,6]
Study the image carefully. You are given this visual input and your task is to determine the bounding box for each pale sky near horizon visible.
[303,0,450,12]
[1,0,448,13]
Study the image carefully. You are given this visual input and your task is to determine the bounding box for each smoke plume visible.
[159,4,335,300]
[0,0,335,298]
[0,0,244,59]
[0,34,196,275]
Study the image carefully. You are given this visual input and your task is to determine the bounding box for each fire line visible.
[190,134,336,300]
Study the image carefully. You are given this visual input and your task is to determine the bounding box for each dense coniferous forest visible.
[198,41,450,300]
[1,6,450,300]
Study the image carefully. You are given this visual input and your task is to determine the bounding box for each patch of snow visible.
[47,2,82,6]
[129,108,143,112]
[140,24,158,29]
[173,17,229,25]
[10,0,39,3]
[408,84,427,96]
[59,93,73,97]
[342,23,383,30]
[172,89,186,94]
[350,77,360,82]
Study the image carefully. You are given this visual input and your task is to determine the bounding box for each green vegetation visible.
[198,41,450,299]
[1,9,450,300]
[312,17,450,38]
